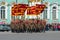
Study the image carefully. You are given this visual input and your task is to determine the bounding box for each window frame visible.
[52,6,57,20]
[43,7,48,19]
[0,6,6,19]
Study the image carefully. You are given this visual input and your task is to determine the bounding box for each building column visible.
[47,3,50,19]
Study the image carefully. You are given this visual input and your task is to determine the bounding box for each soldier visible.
[24,21,30,32]
[10,22,15,32]
[41,20,46,32]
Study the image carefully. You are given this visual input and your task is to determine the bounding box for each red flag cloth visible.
[12,4,46,16]
[27,6,38,15]
[27,4,46,15]
[36,4,46,14]
[12,4,28,16]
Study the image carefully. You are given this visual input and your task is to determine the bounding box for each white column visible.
[5,6,7,19]
[0,6,1,19]
[29,2,32,6]
[10,5,12,20]
[32,2,35,6]
[47,3,50,19]
[56,5,58,19]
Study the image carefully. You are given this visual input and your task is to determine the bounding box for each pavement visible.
[0,31,60,40]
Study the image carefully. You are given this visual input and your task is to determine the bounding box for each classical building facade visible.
[0,0,28,24]
[41,0,60,24]
[0,0,60,24]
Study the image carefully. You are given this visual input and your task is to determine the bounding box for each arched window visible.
[43,7,48,19]
[1,6,5,9]
[53,7,56,9]
[1,6,5,19]
[52,6,56,20]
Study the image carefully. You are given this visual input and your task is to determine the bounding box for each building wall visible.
[0,2,11,24]
[42,0,60,24]
[0,0,28,24]
[7,0,60,24]
[0,0,60,24]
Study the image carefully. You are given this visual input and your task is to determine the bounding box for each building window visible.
[52,7,56,20]
[43,7,47,19]
[0,6,5,19]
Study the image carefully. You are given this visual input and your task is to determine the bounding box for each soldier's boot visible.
[11,29,13,32]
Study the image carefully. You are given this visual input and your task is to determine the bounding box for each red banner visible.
[27,4,46,15]
[27,6,38,15]
[36,4,46,14]
[11,4,28,16]
[11,4,46,16]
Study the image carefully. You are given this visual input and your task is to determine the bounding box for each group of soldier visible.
[10,19,46,33]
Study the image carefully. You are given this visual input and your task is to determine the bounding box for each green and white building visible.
[0,0,60,24]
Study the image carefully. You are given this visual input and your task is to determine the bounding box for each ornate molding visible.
[50,3,58,6]
[1,1,6,5]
